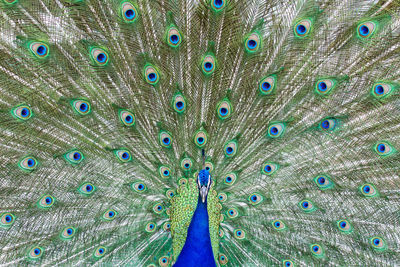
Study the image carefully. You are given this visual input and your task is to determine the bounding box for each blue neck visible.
[174,197,216,267]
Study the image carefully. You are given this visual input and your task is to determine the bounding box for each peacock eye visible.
[180,158,192,170]
[145,222,157,232]
[201,54,216,75]
[370,237,386,251]
[357,21,376,38]
[29,41,49,58]
[153,203,164,214]
[282,260,294,267]
[337,219,353,233]
[144,64,160,85]
[248,193,263,205]
[119,109,135,126]
[267,122,285,138]
[315,79,337,95]
[374,142,395,157]
[211,0,225,12]
[371,82,395,99]
[159,166,171,178]
[294,19,312,37]
[299,199,316,213]
[245,32,261,53]
[261,162,279,175]
[194,128,208,148]
[114,149,132,163]
[310,244,324,258]
[166,189,175,199]
[259,75,276,95]
[224,173,237,185]
[272,219,286,231]
[12,105,33,121]
[226,208,239,219]
[224,140,238,157]
[233,229,246,239]
[319,118,337,131]
[94,246,107,258]
[159,256,169,266]
[63,150,84,165]
[121,2,138,22]
[90,47,109,65]
[219,253,228,265]
[28,246,43,259]
[218,192,227,202]
[71,99,91,115]
[38,195,55,209]
[78,182,96,196]
[204,161,214,172]
[159,131,173,148]
[163,221,171,231]
[60,226,76,239]
[103,209,117,221]
[216,99,232,119]
[359,183,378,198]
[167,26,182,48]
[172,94,186,113]
[313,174,334,190]
[0,213,15,228]
[18,156,38,172]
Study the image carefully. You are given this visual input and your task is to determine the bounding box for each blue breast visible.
[174,197,216,267]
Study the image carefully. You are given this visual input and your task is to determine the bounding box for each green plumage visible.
[0,0,400,266]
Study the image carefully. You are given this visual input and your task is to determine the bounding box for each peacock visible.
[1,0,400,266]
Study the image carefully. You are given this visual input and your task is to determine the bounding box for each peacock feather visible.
[0,0,400,266]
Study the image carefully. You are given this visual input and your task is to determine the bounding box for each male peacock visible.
[0,0,399,266]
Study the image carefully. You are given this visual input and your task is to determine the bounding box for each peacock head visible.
[197,169,211,203]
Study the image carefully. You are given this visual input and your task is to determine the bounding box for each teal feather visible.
[0,0,400,266]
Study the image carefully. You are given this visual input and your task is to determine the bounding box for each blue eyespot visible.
[176,101,184,110]
[267,122,285,138]
[73,152,81,161]
[226,146,233,154]
[262,82,271,91]
[359,25,369,36]
[214,0,223,8]
[294,19,312,37]
[125,9,135,20]
[163,137,170,145]
[302,202,309,208]
[79,103,88,112]
[297,24,306,35]
[121,2,138,22]
[247,39,257,49]
[360,183,378,197]
[318,81,327,91]
[148,73,157,82]
[21,108,30,117]
[204,62,213,71]
[374,142,395,157]
[375,85,384,95]
[170,34,179,44]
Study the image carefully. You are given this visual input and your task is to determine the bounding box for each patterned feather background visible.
[0,0,400,266]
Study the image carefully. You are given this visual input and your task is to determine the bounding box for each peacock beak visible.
[200,186,208,203]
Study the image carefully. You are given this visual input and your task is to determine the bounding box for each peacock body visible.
[0,0,400,266]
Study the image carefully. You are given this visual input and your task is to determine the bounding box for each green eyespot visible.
[63,150,84,165]
[261,162,279,175]
[78,182,96,196]
[310,243,324,258]
[166,25,182,48]
[132,181,147,193]
[259,75,277,95]
[37,195,55,209]
[114,149,132,163]
[272,219,286,231]
[224,139,238,157]
[119,109,135,126]
[90,47,109,66]
[248,193,263,205]
[299,199,316,213]
[336,220,353,233]
[201,53,217,76]
[315,78,337,96]
[94,246,107,258]
[103,209,117,221]
[313,174,334,190]
[28,246,44,260]
[144,64,160,85]
[60,226,76,240]
[11,105,33,121]
[121,1,138,23]
[18,156,38,172]
[194,128,208,148]
[29,41,49,58]
[0,213,16,228]
[159,130,173,148]
[244,32,261,53]
[374,142,396,157]
[216,98,232,120]
[267,122,286,138]
[71,99,91,115]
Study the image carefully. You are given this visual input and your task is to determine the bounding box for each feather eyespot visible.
[319,118,337,131]
[370,237,386,251]
[294,19,312,37]
[166,189,175,199]
[119,109,135,126]
[272,219,286,231]
[71,99,91,115]
[233,229,245,239]
[248,193,263,205]
[216,99,232,120]
[181,158,192,171]
[12,105,33,121]
[224,140,238,157]
[315,79,337,95]
[132,182,146,193]
[167,26,182,48]
[153,203,164,214]
[29,42,49,58]
[178,178,187,185]
[60,227,76,240]
[267,122,285,138]
[201,54,216,75]
[121,2,138,22]
[28,246,43,259]
[144,64,160,85]
[227,208,238,219]
[163,222,171,231]
[0,213,15,228]
[159,166,171,178]
[360,183,378,198]
[371,82,395,99]
[38,195,55,209]
[114,149,132,163]
[194,128,208,148]
[172,93,186,113]
[159,131,173,148]
[357,22,376,38]
[261,162,279,175]
[299,199,316,213]
[145,222,156,232]
[282,260,294,267]
[224,173,236,185]
[314,174,334,190]
[337,220,353,233]
[219,254,228,265]
[211,0,225,12]
[63,150,84,165]
[205,161,214,172]
[218,192,227,202]
[159,256,169,267]
[259,76,276,95]
[78,182,96,196]
[90,47,109,66]
[310,244,324,258]
[245,32,261,53]
[18,156,38,172]
[374,142,395,157]
[103,209,117,221]
[94,246,106,258]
